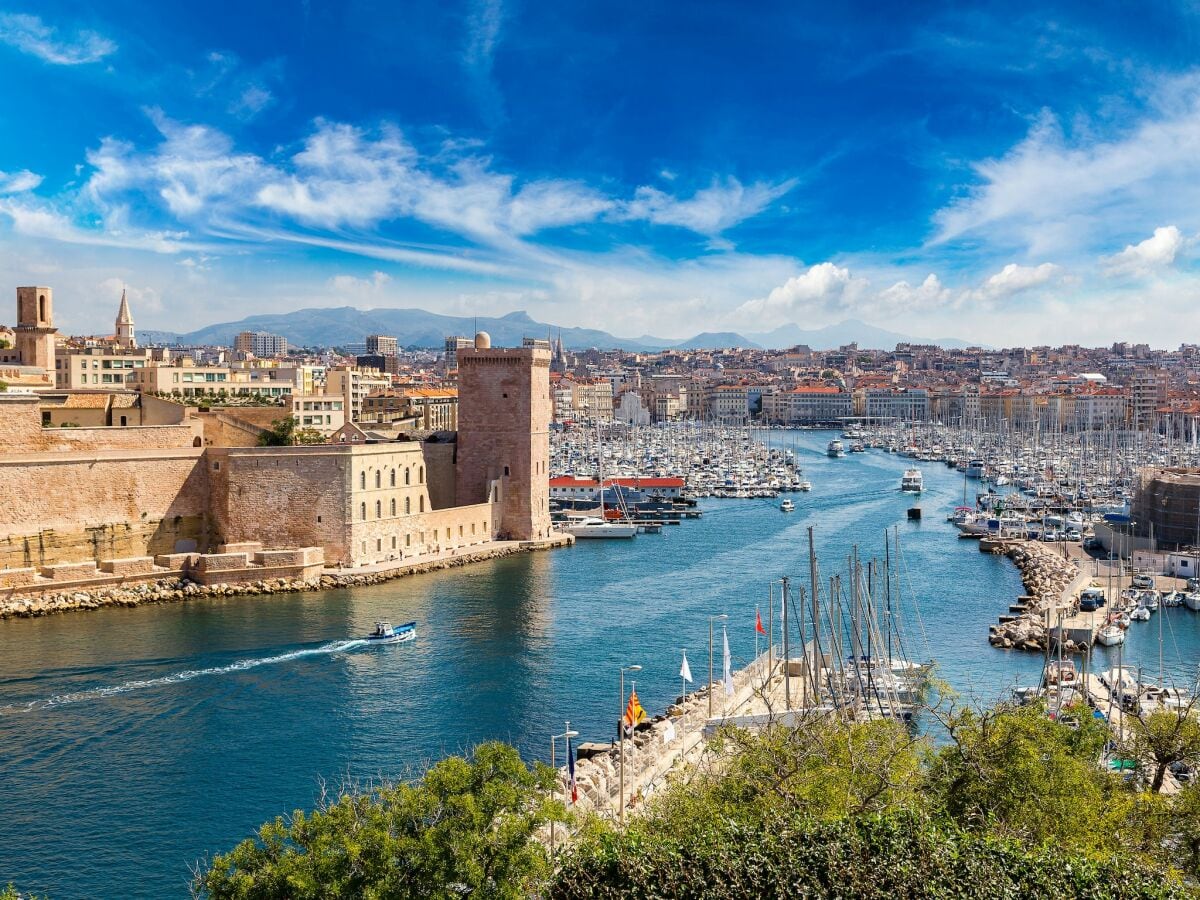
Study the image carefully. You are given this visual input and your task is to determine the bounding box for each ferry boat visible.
[826,439,845,458]
[780,498,795,512]
[900,469,923,493]
[366,621,416,644]
[563,516,637,539]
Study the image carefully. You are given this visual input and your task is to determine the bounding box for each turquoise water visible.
[1,430,1192,898]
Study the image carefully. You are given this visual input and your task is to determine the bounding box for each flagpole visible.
[549,721,579,858]
[618,663,641,822]
[768,583,774,679]
[707,613,728,718]
[755,604,760,660]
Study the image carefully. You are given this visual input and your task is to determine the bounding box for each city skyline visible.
[2,2,1200,345]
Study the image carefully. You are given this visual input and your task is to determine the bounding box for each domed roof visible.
[474,331,492,349]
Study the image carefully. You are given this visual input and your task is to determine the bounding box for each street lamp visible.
[549,722,579,857]
[618,663,642,822]
[708,613,729,718]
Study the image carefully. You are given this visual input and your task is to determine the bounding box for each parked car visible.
[1132,573,1155,589]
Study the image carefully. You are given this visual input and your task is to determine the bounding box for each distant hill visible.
[141,307,972,352]
[745,318,979,351]
[148,307,760,352]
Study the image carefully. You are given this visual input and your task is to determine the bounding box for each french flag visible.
[567,734,578,803]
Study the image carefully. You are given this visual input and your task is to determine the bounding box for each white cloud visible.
[1102,225,1184,277]
[230,84,273,118]
[98,277,163,314]
[932,77,1200,256]
[0,13,116,65]
[327,271,392,296]
[875,273,952,313]
[733,262,868,326]
[0,168,41,193]
[973,262,1060,301]
[624,177,797,235]
[0,197,192,253]
[463,0,503,73]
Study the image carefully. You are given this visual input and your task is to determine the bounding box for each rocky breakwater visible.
[987,541,1081,654]
[0,540,569,621]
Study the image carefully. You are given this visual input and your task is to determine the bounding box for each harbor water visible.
[2,430,1193,898]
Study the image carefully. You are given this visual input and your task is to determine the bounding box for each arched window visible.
[390,498,396,516]
[360,472,366,490]
[375,471,381,489]
[419,466,425,483]
[375,500,382,518]
[419,496,425,512]
[405,497,411,514]
[404,468,410,485]
[361,502,367,520]
[390,469,396,487]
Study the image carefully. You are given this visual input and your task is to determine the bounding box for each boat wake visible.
[1,639,368,714]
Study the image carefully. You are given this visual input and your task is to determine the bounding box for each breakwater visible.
[987,540,1081,653]
[0,536,571,620]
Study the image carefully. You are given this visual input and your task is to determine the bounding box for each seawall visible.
[0,535,572,621]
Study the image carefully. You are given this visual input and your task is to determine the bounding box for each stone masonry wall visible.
[0,450,211,569]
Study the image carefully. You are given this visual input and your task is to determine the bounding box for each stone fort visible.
[0,291,553,586]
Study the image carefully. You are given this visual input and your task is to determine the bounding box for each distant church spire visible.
[115,288,136,349]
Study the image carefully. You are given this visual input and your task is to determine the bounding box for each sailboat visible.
[564,423,638,538]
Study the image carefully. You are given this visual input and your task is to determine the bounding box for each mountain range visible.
[140,307,979,352]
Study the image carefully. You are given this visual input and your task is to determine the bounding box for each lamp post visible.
[549,722,579,857]
[708,613,728,718]
[618,663,641,822]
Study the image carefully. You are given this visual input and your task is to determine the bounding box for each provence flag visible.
[567,734,578,804]
[623,686,647,731]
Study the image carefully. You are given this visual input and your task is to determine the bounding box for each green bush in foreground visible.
[194,742,558,899]
[549,812,1190,900]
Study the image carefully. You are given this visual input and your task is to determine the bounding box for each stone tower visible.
[455,332,552,541]
[115,288,136,348]
[15,286,57,371]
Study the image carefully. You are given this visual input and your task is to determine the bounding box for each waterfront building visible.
[1131,369,1169,430]
[550,475,685,501]
[763,385,851,424]
[863,387,929,422]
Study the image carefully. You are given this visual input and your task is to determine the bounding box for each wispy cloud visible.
[0,13,116,65]
[0,168,41,193]
[623,177,798,236]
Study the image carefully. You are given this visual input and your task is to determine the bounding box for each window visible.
[458,525,463,537]
[504,466,510,477]
[391,536,397,549]
[446,528,450,539]
[390,469,396,487]
[361,502,367,520]
[406,534,411,547]
[377,539,382,551]
[419,496,425,512]
[405,468,410,485]
[405,497,411,514]
[375,471,381,489]
[419,466,425,482]
[390,498,396,516]
[360,472,366,490]
[375,500,382,518]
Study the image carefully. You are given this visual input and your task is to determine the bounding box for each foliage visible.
[550,811,1189,900]
[257,416,325,446]
[0,379,8,392]
[1125,707,1200,793]
[194,742,560,900]
[0,337,10,348]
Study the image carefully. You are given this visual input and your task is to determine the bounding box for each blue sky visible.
[1,1,1200,344]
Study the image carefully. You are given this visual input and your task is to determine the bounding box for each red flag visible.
[755,608,765,635]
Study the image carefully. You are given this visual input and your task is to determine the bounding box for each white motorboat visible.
[1096,623,1126,646]
[965,459,985,478]
[826,439,845,458]
[798,480,813,492]
[1130,606,1151,622]
[366,621,416,645]
[900,469,923,493]
[563,516,637,538]
[1186,592,1200,612]
[780,498,795,512]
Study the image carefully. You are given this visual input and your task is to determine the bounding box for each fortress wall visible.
[348,498,500,566]
[208,446,353,564]
[0,449,211,570]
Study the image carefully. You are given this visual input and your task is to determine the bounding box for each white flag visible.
[722,625,734,696]
[680,650,693,684]
[662,721,677,745]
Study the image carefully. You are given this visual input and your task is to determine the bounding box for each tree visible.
[0,379,8,393]
[0,338,10,349]
[294,427,328,445]
[258,417,297,446]
[1125,705,1200,793]
[195,742,559,899]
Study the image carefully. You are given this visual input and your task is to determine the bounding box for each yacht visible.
[900,469,923,493]
[1186,592,1200,612]
[965,459,985,479]
[780,498,795,512]
[563,516,637,539]
[1096,622,1126,646]
[798,479,813,492]
[366,621,416,644]
[826,439,845,458]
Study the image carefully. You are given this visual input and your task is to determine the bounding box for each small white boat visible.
[564,516,637,538]
[1130,606,1151,622]
[366,621,416,644]
[1186,593,1200,612]
[826,439,845,458]
[900,469,923,493]
[780,498,795,512]
[798,480,812,492]
[1096,623,1126,646]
